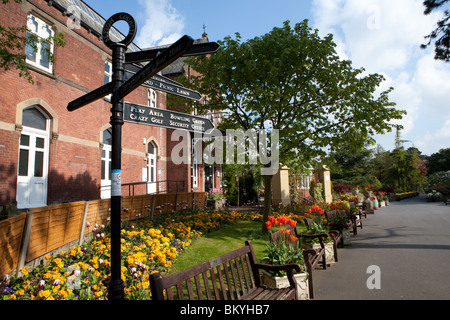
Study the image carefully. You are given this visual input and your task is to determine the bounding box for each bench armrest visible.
[298,233,329,247]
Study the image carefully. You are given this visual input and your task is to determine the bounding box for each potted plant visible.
[262,215,310,300]
[206,188,227,210]
[377,192,386,207]
[302,220,338,264]
[326,210,352,246]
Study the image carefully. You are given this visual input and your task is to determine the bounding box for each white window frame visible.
[104,61,112,100]
[25,14,54,73]
[191,138,199,188]
[148,89,157,108]
[16,107,50,209]
[100,129,112,199]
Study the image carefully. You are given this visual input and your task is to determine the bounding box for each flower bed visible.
[0,208,254,300]
[395,191,419,201]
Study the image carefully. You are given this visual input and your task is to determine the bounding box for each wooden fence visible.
[0,192,206,277]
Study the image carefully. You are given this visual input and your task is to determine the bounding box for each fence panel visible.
[194,192,207,208]
[154,193,177,215]
[84,199,111,234]
[176,192,193,210]
[26,202,85,262]
[1,192,206,274]
[0,213,27,276]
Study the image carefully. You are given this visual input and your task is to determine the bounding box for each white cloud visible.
[135,0,184,47]
[311,0,450,155]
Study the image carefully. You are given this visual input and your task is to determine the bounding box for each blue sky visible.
[85,0,450,156]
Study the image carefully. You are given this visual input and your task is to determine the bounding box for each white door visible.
[100,129,112,199]
[147,141,157,194]
[17,109,49,209]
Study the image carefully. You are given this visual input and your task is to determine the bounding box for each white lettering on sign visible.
[130,114,148,121]
[130,106,146,114]
[149,109,163,117]
[191,124,205,132]
[169,120,190,129]
[151,117,163,124]
[170,113,190,122]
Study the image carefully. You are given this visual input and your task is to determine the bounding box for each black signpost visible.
[124,102,214,132]
[142,76,202,101]
[125,41,220,64]
[66,12,219,300]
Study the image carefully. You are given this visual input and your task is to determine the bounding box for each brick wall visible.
[0,0,176,207]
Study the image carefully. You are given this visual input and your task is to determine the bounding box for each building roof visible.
[47,0,208,75]
[47,0,141,51]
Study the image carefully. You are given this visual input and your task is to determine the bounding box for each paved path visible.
[313,195,450,300]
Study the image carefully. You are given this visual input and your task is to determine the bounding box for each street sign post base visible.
[108,279,125,300]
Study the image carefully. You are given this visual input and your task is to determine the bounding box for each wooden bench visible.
[149,240,303,300]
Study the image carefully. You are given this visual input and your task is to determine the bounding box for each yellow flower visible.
[20,266,29,276]
[38,290,51,299]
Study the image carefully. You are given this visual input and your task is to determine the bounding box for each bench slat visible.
[186,278,194,300]
[211,268,222,300]
[222,262,235,300]
[214,266,227,300]
[235,257,246,295]
[194,274,203,300]
[202,271,212,300]
[229,259,241,299]
[176,283,184,300]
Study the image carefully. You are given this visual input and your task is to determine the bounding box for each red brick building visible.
[0,0,221,213]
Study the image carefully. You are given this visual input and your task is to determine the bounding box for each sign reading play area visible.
[124,102,214,133]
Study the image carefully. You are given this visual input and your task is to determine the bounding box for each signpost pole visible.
[108,42,126,300]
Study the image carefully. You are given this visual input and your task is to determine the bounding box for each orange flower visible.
[285,229,291,236]
[290,235,298,242]
[269,216,277,225]
[278,215,289,225]
[265,221,272,230]
[289,219,297,228]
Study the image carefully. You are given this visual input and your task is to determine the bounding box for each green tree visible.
[329,141,374,184]
[182,20,405,232]
[426,148,450,175]
[386,148,426,192]
[422,0,450,61]
[0,0,65,83]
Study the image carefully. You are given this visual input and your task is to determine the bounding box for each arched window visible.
[17,106,50,208]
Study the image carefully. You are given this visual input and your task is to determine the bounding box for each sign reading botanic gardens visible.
[124,102,214,133]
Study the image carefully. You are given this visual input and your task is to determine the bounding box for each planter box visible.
[206,198,225,210]
[305,242,336,267]
[262,270,309,300]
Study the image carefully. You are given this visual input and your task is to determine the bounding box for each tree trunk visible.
[261,174,273,234]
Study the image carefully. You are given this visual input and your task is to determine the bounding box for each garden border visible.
[0,192,206,277]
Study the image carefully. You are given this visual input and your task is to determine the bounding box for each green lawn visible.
[169,220,270,274]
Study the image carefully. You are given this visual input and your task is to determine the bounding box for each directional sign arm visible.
[116,35,194,101]
[67,82,113,112]
[125,41,220,64]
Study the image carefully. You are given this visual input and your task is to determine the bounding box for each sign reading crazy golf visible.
[124,102,214,133]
